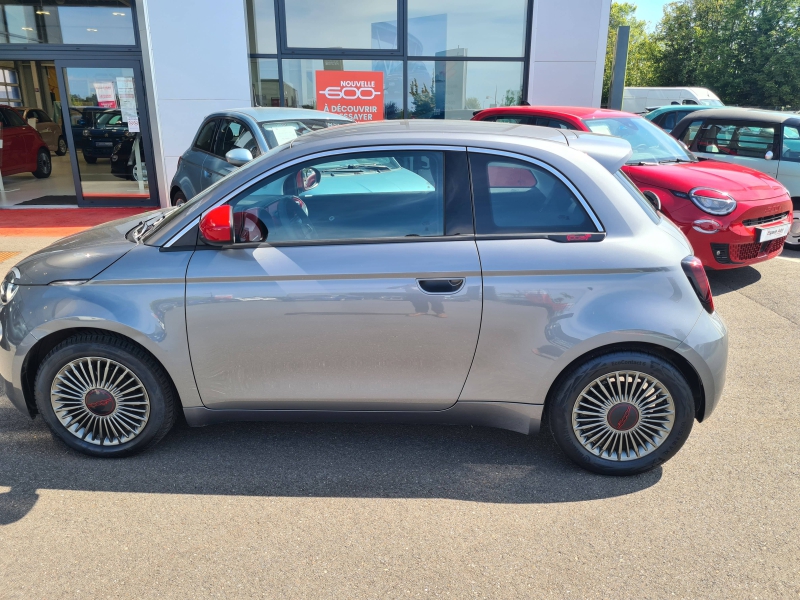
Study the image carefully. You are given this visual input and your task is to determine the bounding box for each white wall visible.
[527,0,611,107]
[138,0,251,207]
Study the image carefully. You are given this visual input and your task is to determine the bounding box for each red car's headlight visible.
[689,187,737,216]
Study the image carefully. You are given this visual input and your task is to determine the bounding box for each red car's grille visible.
[742,212,790,227]
[728,237,786,262]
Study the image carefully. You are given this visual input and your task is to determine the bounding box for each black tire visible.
[548,351,695,476]
[31,149,52,179]
[34,333,176,458]
[171,189,188,207]
[84,155,97,164]
[56,136,68,156]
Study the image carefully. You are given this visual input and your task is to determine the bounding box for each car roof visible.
[646,105,713,118]
[475,105,640,121]
[681,107,800,124]
[221,107,353,123]
[289,119,633,173]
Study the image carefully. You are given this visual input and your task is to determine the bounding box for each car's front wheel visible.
[548,351,695,476]
[171,190,187,207]
[35,333,176,457]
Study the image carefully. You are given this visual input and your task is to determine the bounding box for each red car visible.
[0,104,52,179]
[473,106,792,269]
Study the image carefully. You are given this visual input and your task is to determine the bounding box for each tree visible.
[409,79,435,118]
[502,89,522,106]
[602,3,659,105]
[653,0,800,108]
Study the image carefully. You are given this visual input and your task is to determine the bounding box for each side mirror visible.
[296,167,321,192]
[642,190,662,211]
[199,205,233,245]
[225,148,253,166]
[765,150,774,160]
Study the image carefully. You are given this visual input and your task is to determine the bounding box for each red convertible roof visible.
[476,106,640,121]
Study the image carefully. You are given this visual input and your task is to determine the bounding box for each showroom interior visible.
[1,0,611,209]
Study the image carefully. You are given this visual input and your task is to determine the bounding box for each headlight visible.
[0,267,20,305]
[83,129,90,137]
[689,187,737,216]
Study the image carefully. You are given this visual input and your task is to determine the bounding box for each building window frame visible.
[247,0,534,115]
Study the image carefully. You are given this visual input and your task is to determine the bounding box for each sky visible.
[633,0,673,30]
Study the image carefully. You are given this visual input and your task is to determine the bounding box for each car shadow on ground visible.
[0,400,661,524]
[707,266,762,295]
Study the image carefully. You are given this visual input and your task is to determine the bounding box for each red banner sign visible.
[316,71,384,122]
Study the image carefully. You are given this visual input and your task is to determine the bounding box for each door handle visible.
[417,278,465,294]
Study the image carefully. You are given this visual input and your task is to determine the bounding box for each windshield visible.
[96,112,124,127]
[700,99,724,107]
[259,118,352,149]
[584,117,696,164]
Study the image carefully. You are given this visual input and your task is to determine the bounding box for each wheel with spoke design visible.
[35,334,175,457]
[549,352,695,475]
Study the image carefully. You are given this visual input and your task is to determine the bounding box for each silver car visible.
[0,121,728,475]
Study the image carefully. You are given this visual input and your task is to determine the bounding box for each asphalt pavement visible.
[1,246,798,599]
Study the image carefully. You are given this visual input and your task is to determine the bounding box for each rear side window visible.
[696,122,776,158]
[2,108,25,127]
[469,153,598,234]
[534,117,575,130]
[193,119,217,152]
[614,171,659,224]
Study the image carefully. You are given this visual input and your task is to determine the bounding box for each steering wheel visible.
[276,196,316,240]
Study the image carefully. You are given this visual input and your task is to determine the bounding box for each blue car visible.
[645,105,715,133]
[169,107,353,206]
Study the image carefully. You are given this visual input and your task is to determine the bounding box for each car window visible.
[680,119,704,146]
[213,119,260,158]
[781,125,800,163]
[696,122,775,158]
[34,109,51,122]
[2,108,26,127]
[614,171,659,224]
[227,151,444,243]
[193,119,217,152]
[469,153,597,234]
[662,112,677,130]
[584,117,694,164]
[535,117,574,130]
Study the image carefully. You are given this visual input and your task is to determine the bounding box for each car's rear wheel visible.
[35,333,176,457]
[56,136,68,156]
[171,190,187,207]
[32,149,52,179]
[548,351,695,476]
[784,209,800,250]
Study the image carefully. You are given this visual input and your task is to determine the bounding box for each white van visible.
[622,87,723,114]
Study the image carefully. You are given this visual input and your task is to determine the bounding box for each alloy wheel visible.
[39,152,51,175]
[571,370,675,462]
[58,138,67,154]
[50,357,151,446]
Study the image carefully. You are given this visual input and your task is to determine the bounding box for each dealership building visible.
[0,0,611,208]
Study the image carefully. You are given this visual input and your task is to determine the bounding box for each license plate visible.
[755,223,790,242]
[95,141,113,147]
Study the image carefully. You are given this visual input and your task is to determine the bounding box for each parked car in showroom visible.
[14,107,67,155]
[0,120,728,476]
[169,107,353,206]
[671,107,800,249]
[473,106,793,268]
[0,104,51,178]
[644,105,713,133]
[80,109,132,164]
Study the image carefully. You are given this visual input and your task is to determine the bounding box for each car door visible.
[0,108,27,173]
[185,148,482,410]
[32,109,57,149]
[178,118,217,197]
[777,124,800,197]
[459,149,604,402]
[202,118,260,189]
[692,119,779,178]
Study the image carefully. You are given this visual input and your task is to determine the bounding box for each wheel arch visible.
[20,327,180,418]
[543,341,705,423]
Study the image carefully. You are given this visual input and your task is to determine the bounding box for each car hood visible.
[624,159,786,201]
[12,210,164,285]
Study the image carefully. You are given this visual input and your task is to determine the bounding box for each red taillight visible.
[199,205,233,244]
[681,256,714,314]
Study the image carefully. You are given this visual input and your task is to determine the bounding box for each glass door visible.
[57,60,157,206]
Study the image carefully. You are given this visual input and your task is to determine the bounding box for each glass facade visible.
[0,1,135,46]
[246,0,531,120]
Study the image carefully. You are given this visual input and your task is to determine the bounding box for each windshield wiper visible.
[658,158,694,164]
[626,160,659,166]
[133,214,168,243]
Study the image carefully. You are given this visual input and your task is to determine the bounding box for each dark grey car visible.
[0,121,727,475]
